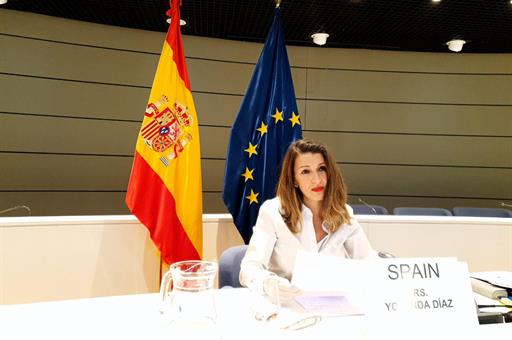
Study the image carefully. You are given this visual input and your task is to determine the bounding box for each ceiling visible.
[4,0,512,53]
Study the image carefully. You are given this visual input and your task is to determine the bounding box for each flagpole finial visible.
[275,0,281,8]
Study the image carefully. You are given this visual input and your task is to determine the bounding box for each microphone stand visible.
[358,198,377,214]
[0,205,32,216]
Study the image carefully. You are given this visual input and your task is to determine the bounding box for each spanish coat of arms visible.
[140,95,193,165]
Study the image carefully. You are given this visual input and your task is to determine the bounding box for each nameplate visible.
[365,257,479,340]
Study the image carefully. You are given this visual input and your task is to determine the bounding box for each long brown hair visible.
[276,139,350,233]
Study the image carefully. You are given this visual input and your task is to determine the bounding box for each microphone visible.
[378,251,395,258]
[0,205,32,216]
[499,202,512,209]
[358,197,376,214]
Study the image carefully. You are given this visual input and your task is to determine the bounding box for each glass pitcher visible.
[160,260,218,325]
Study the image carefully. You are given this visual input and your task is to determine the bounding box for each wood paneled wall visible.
[1,9,511,216]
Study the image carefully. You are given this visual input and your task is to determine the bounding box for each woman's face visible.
[293,152,328,206]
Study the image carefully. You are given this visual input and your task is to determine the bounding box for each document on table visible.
[471,271,512,289]
[290,250,369,316]
[293,295,363,316]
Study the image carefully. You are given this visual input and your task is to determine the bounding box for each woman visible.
[239,139,376,302]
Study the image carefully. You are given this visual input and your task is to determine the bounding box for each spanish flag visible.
[126,0,202,264]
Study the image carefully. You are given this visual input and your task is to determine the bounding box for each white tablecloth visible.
[0,289,509,340]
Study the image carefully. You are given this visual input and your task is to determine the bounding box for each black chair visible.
[351,204,389,215]
[218,245,248,288]
[393,207,452,216]
[452,207,512,218]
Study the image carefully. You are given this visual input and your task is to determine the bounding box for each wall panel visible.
[194,93,242,126]
[0,114,139,155]
[0,35,158,86]
[305,100,512,136]
[307,68,512,104]
[306,48,512,73]
[342,164,512,199]
[0,74,149,121]
[0,154,131,190]
[305,131,512,167]
[0,10,165,53]
[201,159,225,192]
[203,192,225,213]
[198,126,231,158]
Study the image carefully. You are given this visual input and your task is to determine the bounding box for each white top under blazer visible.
[239,197,377,291]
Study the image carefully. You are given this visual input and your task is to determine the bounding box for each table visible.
[0,289,510,340]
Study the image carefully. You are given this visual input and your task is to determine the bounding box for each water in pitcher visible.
[160,260,218,328]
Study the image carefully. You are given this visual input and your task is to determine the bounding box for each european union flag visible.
[222,7,302,244]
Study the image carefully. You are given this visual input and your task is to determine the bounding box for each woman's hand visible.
[263,275,301,304]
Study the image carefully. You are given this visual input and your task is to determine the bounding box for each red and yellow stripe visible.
[126,0,202,264]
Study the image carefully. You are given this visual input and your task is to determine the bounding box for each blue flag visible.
[222,7,302,244]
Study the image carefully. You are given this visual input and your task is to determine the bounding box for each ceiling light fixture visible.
[0,0,8,5]
[165,9,186,26]
[446,39,466,52]
[432,0,441,3]
[166,18,187,26]
[311,33,329,46]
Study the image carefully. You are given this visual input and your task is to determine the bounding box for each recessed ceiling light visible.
[311,33,329,46]
[446,39,466,52]
[166,18,187,26]
[432,0,441,3]
[165,9,186,26]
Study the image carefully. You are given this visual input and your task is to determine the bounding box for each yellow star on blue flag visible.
[256,122,268,137]
[289,112,301,127]
[241,167,254,182]
[244,142,258,158]
[272,109,284,124]
[245,190,259,205]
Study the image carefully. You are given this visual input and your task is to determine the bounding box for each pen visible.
[281,315,322,331]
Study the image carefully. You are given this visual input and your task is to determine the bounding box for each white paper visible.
[471,271,512,289]
[294,295,363,316]
[290,250,370,316]
[291,250,371,293]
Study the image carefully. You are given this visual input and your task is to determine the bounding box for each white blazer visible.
[239,197,376,291]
